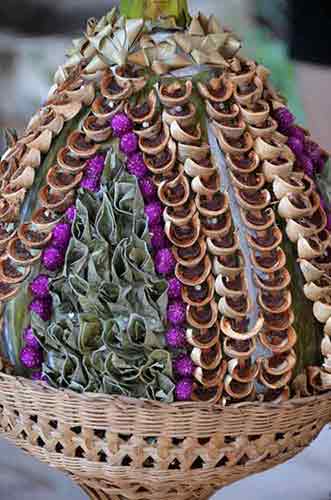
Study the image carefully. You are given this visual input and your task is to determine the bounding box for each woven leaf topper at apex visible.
[128,14,242,74]
[62,9,144,77]
[58,9,241,81]
[32,168,173,401]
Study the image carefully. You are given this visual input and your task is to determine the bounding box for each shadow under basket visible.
[0,372,330,500]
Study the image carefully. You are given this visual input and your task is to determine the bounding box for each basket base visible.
[79,481,214,500]
[0,373,330,500]
[81,484,111,500]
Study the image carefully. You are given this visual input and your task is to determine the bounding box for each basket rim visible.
[1,370,330,412]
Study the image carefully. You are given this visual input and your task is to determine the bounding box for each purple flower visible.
[287,136,304,156]
[51,223,71,250]
[120,132,138,155]
[145,201,162,226]
[173,355,194,377]
[274,107,295,130]
[80,154,105,192]
[23,327,40,349]
[167,301,186,325]
[165,326,186,348]
[20,346,42,369]
[80,177,100,192]
[139,176,157,201]
[175,378,193,401]
[167,276,182,300]
[110,112,133,137]
[127,152,148,178]
[155,248,176,275]
[304,139,322,163]
[87,154,105,176]
[42,246,65,272]
[66,205,77,223]
[287,125,305,142]
[150,224,166,250]
[29,274,49,298]
[298,153,314,177]
[31,371,46,381]
[29,296,52,321]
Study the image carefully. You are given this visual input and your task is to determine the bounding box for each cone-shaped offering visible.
[0,1,330,408]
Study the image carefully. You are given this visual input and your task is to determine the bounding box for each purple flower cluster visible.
[23,326,41,349]
[120,133,139,156]
[127,152,148,178]
[111,112,133,137]
[155,248,175,275]
[167,301,186,325]
[173,354,194,377]
[52,223,71,249]
[165,326,186,348]
[274,106,326,178]
[41,221,72,272]
[145,201,163,226]
[20,205,78,377]
[29,295,52,321]
[28,273,53,323]
[274,106,295,132]
[20,326,43,376]
[110,111,194,401]
[175,378,194,401]
[42,247,64,272]
[274,106,331,229]
[20,148,108,380]
[80,154,105,192]
[139,176,157,200]
[167,276,182,300]
[65,205,77,223]
[150,224,166,250]
[29,274,49,299]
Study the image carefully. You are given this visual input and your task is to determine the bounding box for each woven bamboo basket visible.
[0,371,330,500]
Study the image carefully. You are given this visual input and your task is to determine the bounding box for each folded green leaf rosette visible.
[32,162,174,402]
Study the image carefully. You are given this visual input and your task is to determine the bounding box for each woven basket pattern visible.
[0,372,330,500]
